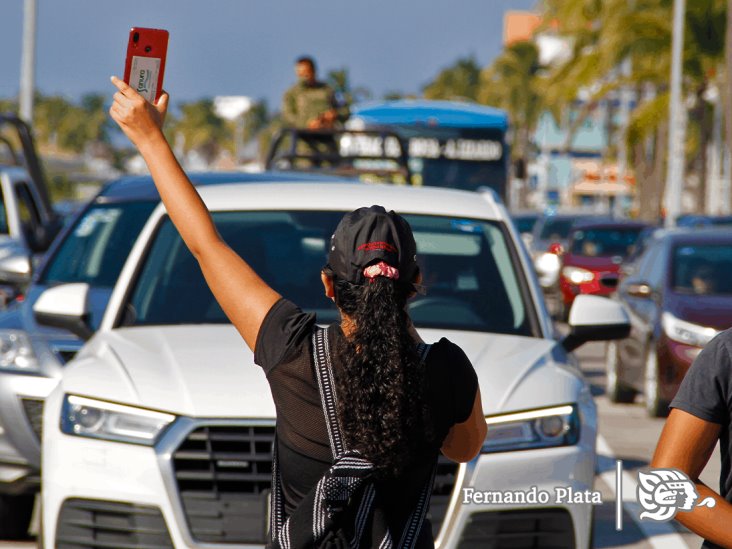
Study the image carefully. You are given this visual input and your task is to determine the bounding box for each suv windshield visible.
[672,244,732,296]
[570,227,643,258]
[123,211,534,335]
[40,201,157,286]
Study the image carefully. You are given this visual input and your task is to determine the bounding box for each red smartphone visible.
[123,27,169,103]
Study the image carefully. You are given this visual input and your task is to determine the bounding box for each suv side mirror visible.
[33,283,93,340]
[0,252,32,285]
[562,295,630,353]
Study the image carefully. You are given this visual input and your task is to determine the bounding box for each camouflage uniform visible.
[281,81,347,128]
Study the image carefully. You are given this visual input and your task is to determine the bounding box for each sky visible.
[1,0,537,110]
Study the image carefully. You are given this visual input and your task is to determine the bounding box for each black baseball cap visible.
[327,205,418,285]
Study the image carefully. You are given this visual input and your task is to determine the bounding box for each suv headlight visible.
[561,266,595,285]
[61,395,175,445]
[661,312,718,348]
[0,330,40,373]
[482,404,579,454]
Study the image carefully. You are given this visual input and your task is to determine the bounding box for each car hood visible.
[62,325,585,418]
[666,293,732,331]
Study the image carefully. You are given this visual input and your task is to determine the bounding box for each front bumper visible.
[44,399,596,548]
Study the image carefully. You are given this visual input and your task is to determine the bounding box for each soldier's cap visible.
[327,205,419,286]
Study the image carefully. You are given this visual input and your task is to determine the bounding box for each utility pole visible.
[19,0,37,123]
[664,0,686,228]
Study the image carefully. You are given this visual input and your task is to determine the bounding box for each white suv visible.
[38,182,628,548]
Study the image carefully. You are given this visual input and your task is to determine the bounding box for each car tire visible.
[606,341,636,403]
[644,344,669,418]
[0,493,35,539]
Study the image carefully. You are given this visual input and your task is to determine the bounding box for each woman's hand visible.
[109,76,169,149]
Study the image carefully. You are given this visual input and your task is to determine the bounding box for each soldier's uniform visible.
[281,80,349,168]
[281,81,346,128]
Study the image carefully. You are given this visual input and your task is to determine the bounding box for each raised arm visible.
[651,409,732,547]
[109,76,280,350]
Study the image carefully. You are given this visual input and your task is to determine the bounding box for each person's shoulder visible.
[254,298,316,373]
[431,337,467,353]
[704,327,732,358]
[426,338,473,368]
[713,327,732,349]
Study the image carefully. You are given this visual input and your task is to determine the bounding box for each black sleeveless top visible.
[254,298,479,546]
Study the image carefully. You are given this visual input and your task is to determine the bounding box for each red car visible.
[559,222,648,317]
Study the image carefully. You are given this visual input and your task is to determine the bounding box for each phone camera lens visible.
[145,46,152,53]
[133,32,139,43]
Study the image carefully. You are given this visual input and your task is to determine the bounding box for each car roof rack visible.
[265,127,413,184]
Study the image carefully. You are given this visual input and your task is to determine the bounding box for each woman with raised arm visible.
[109,76,486,548]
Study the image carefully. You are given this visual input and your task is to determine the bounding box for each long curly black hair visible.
[324,265,432,478]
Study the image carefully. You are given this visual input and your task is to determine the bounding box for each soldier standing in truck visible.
[281,56,348,129]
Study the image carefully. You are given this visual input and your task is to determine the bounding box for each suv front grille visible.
[457,508,575,549]
[20,397,44,442]
[56,498,174,548]
[172,425,460,544]
[172,425,275,543]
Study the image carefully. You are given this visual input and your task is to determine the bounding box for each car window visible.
[645,244,668,288]
[40,201,157,287]
[569,228,643,258]
[672,244,732,295]
[124,211,535,336]
[634,245,660,282]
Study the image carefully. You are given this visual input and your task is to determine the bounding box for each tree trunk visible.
[635,122,668,223]
[652,121,669,222]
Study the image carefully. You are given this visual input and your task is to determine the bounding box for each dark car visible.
[558,221,648,317]
[608,228,732,417]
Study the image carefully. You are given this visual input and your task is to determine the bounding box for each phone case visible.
[123,27,169,103]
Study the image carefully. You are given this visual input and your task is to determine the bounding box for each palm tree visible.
[478,42,543,161]
[538,0,725,219]
[169,99,231,164]
[422,57,482,102]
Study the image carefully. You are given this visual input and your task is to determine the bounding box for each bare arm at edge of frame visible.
[109,76,280,352]
[441,387,486,463]
[651,408,732,548]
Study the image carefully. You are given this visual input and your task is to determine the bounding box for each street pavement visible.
[1,339,721,548]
